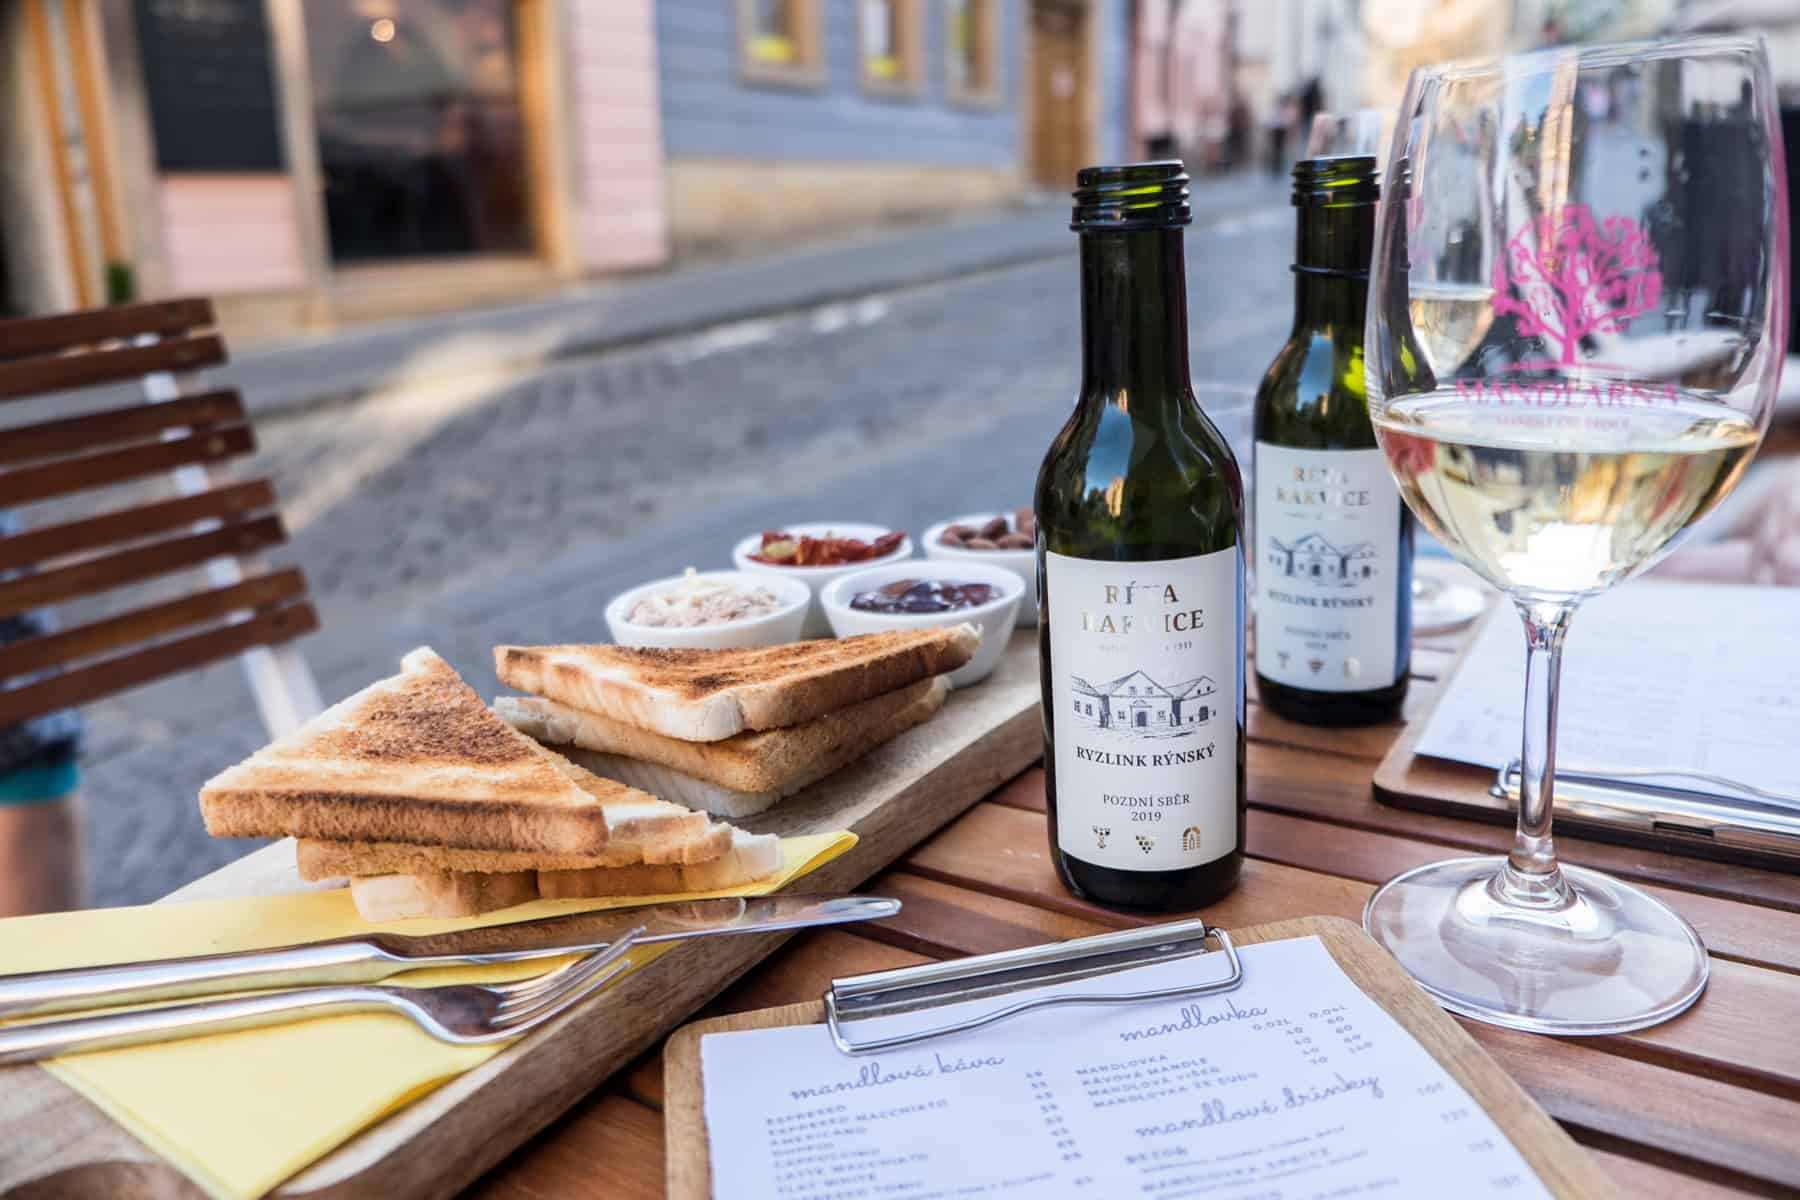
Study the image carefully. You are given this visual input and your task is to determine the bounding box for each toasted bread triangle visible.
[342,828,784,919]
[199,647,612,854]
[495,675,949,793]
[494,625,978,742]
[293,756,738,878]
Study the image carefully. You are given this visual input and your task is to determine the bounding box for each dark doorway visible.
[305,0,534,263]
[1030,0,1090,188]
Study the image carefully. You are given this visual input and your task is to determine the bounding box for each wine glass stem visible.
[1499,599,1576,909]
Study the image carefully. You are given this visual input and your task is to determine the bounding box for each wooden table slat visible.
[1467,1023,1800,1192]
[619,930,928,1113]
[1584,1146,1771,1200]
[470,1093,665,1200]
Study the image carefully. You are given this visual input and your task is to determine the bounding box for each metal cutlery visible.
[0,894,900,1019]
[0,930,644,1064]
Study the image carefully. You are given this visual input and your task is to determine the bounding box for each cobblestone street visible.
[82,178,1294,905]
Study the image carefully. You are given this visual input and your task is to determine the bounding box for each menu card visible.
[1415,580,1800,805]
[700,936,1549,1199]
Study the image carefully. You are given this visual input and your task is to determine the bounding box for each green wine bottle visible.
[1253,155,1412,726]
[1034,162,1246,912]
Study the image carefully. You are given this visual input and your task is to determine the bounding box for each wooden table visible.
[466,621,1800,1200]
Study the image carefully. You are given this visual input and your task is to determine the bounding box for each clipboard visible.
[1375,615,1800,872]
[662,915,1613,1199]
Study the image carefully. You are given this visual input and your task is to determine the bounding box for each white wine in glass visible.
[1362,36,1788,1035]
[1377,389,1760,596]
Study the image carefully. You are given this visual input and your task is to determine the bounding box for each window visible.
[946,0,999,105]
[738,0,822,86]
[859,0,921,95]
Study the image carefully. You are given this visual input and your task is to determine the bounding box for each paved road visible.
[79,177,1295,906]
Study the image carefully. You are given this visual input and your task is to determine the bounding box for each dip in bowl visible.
[820,560,1023,687]
[605,570,810,649]
[922,510,1037,627]
[732,522,913,638]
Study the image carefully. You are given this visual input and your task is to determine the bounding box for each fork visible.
[0,928,643,1065]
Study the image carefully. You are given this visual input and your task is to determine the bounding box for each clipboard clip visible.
[823,919,1241,1055]
[1490,759,1800,855]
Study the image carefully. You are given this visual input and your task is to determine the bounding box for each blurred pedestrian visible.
[1297,77,1324,147]
[1266,91,1297,176]
[0,718,81,917]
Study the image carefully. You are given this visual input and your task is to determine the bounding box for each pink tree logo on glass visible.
[1492,204,1663,367]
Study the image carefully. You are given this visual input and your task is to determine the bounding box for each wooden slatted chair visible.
[0,298,322,737]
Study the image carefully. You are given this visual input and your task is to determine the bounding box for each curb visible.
[227,179,1290,422]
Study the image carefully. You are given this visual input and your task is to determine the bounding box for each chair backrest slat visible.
[0,335,227,401]
[0,515,286,621]
[0,390,244,467]
[0,601,318,727]
[0,298,215,359]
[0,569,307,680]
[0,424,254,507]
[0,481,276,573]
[0,295,317,729]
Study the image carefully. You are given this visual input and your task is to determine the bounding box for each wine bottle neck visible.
[1288,156,1376,340]
[1078,229,1193,409]
[1291,194,1373,337]
[1292,269,1369,335]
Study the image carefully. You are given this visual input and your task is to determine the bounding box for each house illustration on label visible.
[1069,669,1215,733]
[1267,532,1377,586]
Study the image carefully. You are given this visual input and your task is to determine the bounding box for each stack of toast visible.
[493,625,979,817]
[199,648,783,920]
[196,627,978,921]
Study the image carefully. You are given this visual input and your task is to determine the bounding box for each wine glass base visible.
[1362,856,1708,1036]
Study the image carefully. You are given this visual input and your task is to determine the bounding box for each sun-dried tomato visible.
[749,529,905,566]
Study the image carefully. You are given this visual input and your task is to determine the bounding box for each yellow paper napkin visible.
[0,831,855,1200]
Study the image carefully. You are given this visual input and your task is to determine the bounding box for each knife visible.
[0,894,899,1018]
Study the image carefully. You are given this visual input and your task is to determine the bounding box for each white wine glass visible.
[1363,36,1788,1034]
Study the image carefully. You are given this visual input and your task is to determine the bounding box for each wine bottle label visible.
[1253,443,1401,691]
[1045,549,1240,872]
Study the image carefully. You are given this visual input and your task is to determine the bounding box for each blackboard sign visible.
[135,0,285,172]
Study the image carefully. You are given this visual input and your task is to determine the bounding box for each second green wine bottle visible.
[1253,155,1412,726]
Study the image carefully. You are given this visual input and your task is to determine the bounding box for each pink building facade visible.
[1,0,670,341]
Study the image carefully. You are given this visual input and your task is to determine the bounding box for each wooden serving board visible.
[662,915,1617,1200]
[0,633,1045,1200]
